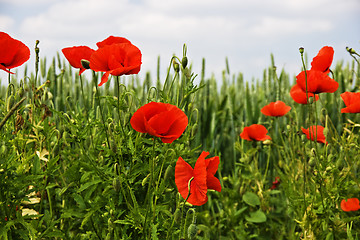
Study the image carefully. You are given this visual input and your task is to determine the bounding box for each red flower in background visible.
[311,46,334,74]
[340,92,360,113]
[301,125,327,144]
[175,151,221,206]
[261,101,291,117]
[341,198,360,212]
[62,46,95,75]
[290,84,319,104]
[240,124,271,142]
[0,32,30,74]
[270,176,280,190]
[90,42,142,86]
[130,102,188,143]
[296,70,338,94]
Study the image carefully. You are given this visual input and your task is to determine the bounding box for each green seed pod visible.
[187,223,197,239]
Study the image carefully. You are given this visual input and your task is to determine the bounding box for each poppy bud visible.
[164,165,173,181]
[323,127,329,138]
[308,157,316,167]
[187,223,197,239]
[307,96,314,104]
[299,47,304,54]
[35,40,40,54]
[81,59,91,70]
[346,47,356,54]
[182,56,188,69]
[325,166,332,172]
[6,95,15,112]
[18,86,25,98]
[113,177,120,192]
[263,139,272,145]
[174,208,181,224]
[173,60,180,73]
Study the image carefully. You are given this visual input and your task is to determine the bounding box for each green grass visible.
[0,45,360,239]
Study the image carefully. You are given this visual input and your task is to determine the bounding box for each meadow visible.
[1,32,360,239]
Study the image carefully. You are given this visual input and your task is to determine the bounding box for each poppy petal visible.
[340,92,360,113]
[311,46,334,73]
[96,36,132,48]
[296,70,338,94]
[261,101,291,117]
[290,84,319,104]
[0,32,30,72]
[175,156,194,201]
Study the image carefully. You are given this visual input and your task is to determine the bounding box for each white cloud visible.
[0,0,359,83]
[0,15,15,31]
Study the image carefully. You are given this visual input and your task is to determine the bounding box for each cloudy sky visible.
[1,0,359,84]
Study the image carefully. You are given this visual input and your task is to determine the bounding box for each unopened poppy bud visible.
[307,96,314,104]
[182,56,188,69]
[286,125,291,131]
[310,148,316,157]
[6,95,15,112]
[174,208,181,224]
[112,177,120,192]
[18,87,25,98]
[173,60,180,73]
[323,127,329,138]
[346,47,356,54]
[325,166,332,172]
[164,165,173,181]
[187,223,197,239]
[308,157,316,167]
[263,139,272,145]
[299,47,304,54]
[81,59,91,70]
[35,40,40,54]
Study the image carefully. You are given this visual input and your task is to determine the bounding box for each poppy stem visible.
[115,76,126,137]
[179,177,194,239]
[93,71,111,149]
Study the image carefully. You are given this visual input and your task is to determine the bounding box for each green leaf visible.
[245,210,267,223]
[242,191,260,207]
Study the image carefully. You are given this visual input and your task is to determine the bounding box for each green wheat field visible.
[1,33,360,239]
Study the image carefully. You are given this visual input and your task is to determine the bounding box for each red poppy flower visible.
[311,46,334,74]
[341,198,360,212]
[240,124,271,142]
[175,151,221,206]
[0,32,30,74]
[340,92,360,113]
[261,101,291,117]
[270,176,280,190]
[296,70,338,94]
[130,102,188,143]
[290,84,319,104]
[96,36,131,48]
[301,125,327,144]
[62,46,95,75]
[90,43,142,86]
